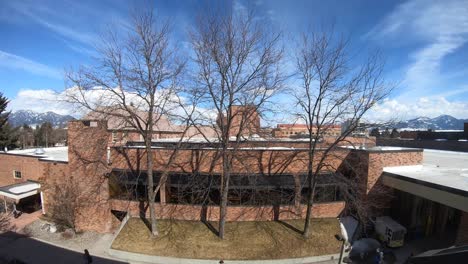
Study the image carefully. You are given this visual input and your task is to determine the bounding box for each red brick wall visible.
[0,154,45,187]
[67,120,113,233]
[111,147,350,175]
[367,151,423,192]
[109,199,344,222]
[40,161,69,215]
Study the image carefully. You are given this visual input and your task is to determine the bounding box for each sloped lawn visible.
[111,217,341,260]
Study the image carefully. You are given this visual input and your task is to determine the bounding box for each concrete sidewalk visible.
[0,231,127,264]
[108,247,342,264]
[1,214,343,264]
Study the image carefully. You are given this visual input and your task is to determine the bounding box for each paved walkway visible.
[0,231,128,264]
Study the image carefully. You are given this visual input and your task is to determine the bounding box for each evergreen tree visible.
[390,128,400,138]
[369,128,380,138]
[0,93,18,150]
[18,124,35,148]
[35,122,54,147]
[381,128,391,138]
[0,92,9,128]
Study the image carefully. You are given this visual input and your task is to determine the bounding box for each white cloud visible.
[8,87,218,122]
[0,50,62,79]
[367,97,468,122]
[8,89,72,116]
[367,0,468,94]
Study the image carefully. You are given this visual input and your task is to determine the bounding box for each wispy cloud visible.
[0,50,61,79]
[5,1,97,46]
[367,0,468,95]
[8,89,71,116]
[367,97,468,121]
[431,86,468,99]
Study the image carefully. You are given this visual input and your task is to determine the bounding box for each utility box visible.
[375,216,407,248]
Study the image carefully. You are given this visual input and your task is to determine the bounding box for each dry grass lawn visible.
[111,218,341,260]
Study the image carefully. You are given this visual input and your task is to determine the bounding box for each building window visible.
[301,184,344,204]
[13,170,22,179]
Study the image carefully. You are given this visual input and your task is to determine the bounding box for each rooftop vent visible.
[34,148,45,155]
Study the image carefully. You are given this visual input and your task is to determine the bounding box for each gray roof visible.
[383,149,468,194]
[6,147,68,162]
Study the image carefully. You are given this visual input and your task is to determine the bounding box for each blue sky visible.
[1,0,468,120]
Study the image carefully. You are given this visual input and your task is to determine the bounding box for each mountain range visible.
[392,115,468,130]
[8,110,75,128]
[7,110,468,131]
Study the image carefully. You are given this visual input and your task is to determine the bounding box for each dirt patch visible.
[112,218,341,260]
[23,219,103,250]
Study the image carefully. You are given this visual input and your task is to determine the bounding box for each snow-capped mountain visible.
[394,115,468,130]
[8,110,75,128]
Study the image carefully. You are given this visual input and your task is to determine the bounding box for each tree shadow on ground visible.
[138,200,152,231]
[276,220,303,235]
[201,205,219,237]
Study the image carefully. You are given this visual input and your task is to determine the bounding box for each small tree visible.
[0,215,11,232]
[46,177,80,230]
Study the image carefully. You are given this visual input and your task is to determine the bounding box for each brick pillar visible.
[160,182,166,204]
[68,120,112,233]
[456,211,468,245]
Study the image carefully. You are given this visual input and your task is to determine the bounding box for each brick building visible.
[272,124,342,138]
[0,108,467,247]
[216,105,261,137]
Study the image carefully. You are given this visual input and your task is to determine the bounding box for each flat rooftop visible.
[383,149,468,195]
[5,147,68,162]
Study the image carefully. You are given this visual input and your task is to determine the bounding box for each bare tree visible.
[0,213,11,233]
[65,9,185,236]
[292,28,392,238]
[44,177,81,230]
[18,124,35,149]
[188,10,284,239]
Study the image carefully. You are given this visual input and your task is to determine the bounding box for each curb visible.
[108,216,341,263]
[108,248,340,264]
[28,236,123,262]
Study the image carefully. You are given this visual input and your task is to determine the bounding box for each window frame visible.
[13,170,22,179]
[111,131,117,143]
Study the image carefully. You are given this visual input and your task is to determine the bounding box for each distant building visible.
[341,119,368,137]
[216,105,261,138]
[272,124,341,138]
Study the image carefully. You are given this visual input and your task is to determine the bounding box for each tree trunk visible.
[146,136,158,237]
[218,151,230,239]
[303,171,317,238]
[303,142,316,238]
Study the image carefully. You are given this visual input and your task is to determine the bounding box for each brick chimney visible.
[217,105,261,138]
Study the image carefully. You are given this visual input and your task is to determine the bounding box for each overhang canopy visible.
[382,149,468,212]
[0,181,41,201]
